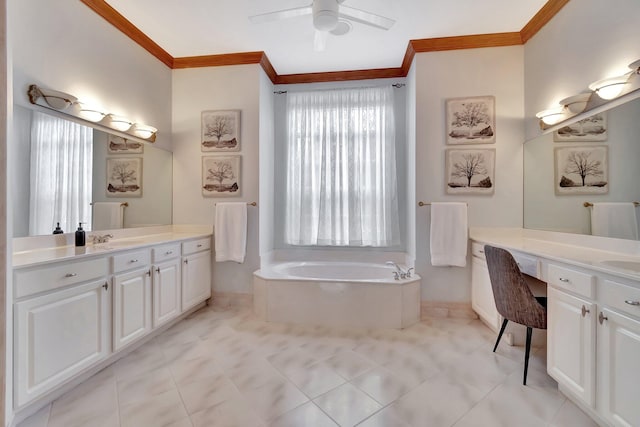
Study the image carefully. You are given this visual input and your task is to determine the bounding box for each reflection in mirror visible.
[12,105,173,238]
[524,98,640,239]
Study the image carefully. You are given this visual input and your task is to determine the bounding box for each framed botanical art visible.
[445,148,495,195]
[201,110,240,152]
[202,156,241,197]
[106,157,142,197]
[554,112,607,142]
[446,96,496,144]
[554,145,608,195]
[107,134,144,154]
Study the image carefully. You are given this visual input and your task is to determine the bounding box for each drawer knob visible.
[65,273,77,278]
[581,305,590,317]
[130,259,139,263]
[103,282,109,291]
[625,300,640,306]
[479,250,484,253]
[599,312,608,325]
[558,278,570,283]
[155,267,160,273]
[165,250,173,255]
[197,244,203,248]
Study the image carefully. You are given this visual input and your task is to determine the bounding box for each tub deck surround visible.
[254,261,421,329]
[12,224,213,268]
[470,227,640,282]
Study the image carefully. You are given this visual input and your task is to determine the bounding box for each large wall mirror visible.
[12,105,173,238]
[524,95,640,239]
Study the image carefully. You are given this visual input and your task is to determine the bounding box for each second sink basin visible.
[599,260,640,273]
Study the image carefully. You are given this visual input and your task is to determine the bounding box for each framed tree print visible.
[106,157,142,197]
[202,156,241,197]
[554,145,608,195]
[201,110,240,152]
[446,96,496,144]
[445,148,495,195]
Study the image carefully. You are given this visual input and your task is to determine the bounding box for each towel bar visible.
[584,201,639,207]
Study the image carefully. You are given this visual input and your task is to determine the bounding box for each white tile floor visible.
[17,305,599,427]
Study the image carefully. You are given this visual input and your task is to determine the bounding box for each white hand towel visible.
[92,202,125,230]
[215,202,247,263]
[430,202,468,267]
[591,202,638,240]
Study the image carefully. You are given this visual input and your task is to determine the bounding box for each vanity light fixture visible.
[130,123,158,140]
[105,114,133,132]
[588,59,640,100]
[27,84,158,142]
[536,106,568,126]
[73,102,107,122]
[27,84,77,111]
[560,93,591,114]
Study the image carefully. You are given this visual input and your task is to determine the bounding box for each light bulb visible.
[106,114,133,131]
[131,123,157,139]
[536,107,568,125]
[589,76,629,100]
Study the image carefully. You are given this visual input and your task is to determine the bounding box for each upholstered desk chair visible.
[484,245,547,385]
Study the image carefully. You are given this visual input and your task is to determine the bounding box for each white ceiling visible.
[104,0,548,75]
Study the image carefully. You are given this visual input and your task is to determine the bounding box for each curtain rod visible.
[273,83,405,94]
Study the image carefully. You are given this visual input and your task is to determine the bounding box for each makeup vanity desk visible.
[470,227,640,427]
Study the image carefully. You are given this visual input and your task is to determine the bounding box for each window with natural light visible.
[29,112,93,235]
[284,86,400,247]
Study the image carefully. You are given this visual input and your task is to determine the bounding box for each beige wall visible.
[414,46,525,302]
[172,64,262,294]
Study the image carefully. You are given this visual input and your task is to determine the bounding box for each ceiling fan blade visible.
[249,5,312,24]
[313,30,328,51]
[338,6,395,30]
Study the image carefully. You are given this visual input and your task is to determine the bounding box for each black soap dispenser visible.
[75,222,86,247]
[53,222,64,234]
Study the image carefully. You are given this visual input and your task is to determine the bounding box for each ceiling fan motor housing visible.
[313,0,339,31]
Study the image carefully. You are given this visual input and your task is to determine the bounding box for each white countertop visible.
[13,225,213,268]
[470,227,640,281]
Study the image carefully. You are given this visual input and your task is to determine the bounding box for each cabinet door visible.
[181,250,211,311]
[547,286,596,407]
[598,308,640,427]
[15,279,110,407]
[471,256,501,332]
[113,268,152,351]
[153,258,181,328]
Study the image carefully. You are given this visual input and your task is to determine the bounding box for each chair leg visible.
[493,318,509,352]
[523,327,533,385]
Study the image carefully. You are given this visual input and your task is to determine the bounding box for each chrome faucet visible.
[91,234,113,244]
[386,261,405,280]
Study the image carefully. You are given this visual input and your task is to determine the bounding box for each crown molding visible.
[81,0,569,84]
[79,0,173,68]
[521,0,571,43]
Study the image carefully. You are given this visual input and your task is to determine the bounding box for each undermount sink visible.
[599,260,640,273]
[92,239,147,249]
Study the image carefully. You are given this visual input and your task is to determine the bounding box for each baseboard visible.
[212,291,253,308]
[420,301,478,320]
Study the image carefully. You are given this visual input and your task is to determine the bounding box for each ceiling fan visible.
[249,0,395,51]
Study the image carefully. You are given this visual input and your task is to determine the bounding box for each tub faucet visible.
[386,261,406,280]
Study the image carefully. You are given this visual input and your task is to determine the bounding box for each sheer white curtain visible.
[285,86,400,247]
[29,112,93,235]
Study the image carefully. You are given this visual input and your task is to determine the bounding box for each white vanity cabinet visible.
[597,279,640,427]
[181,237,212,311]
[152,244,182,328]
[12,231,213,412]
[471,243,501,332]
[547,262,640,427]
[13,258,110,407]
[112,249,153,351]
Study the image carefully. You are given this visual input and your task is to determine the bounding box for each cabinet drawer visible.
[182,237,211,255]
[112,249,151,273]
[153,243,181,263]
[548,264,595,299]
[600,279,640,319]
[15,257,108,299]
[471,242,486,260]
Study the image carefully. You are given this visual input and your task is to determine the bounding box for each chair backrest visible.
[484,245,546,329]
